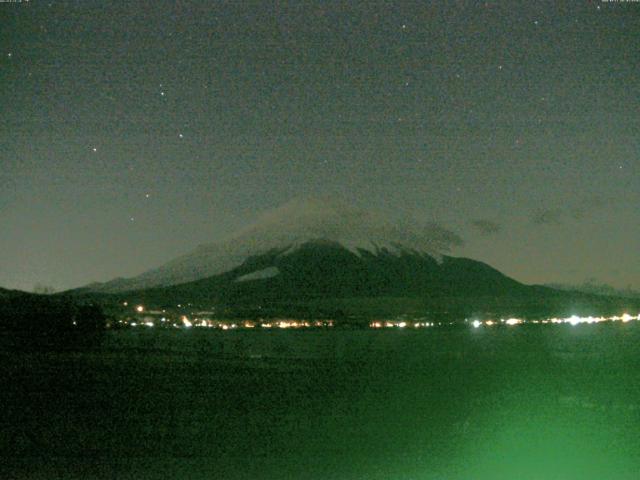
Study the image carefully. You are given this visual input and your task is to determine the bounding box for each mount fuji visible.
[71,199,638,319]
[81,198,465,294]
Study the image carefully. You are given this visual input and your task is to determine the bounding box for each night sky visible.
[1,1,638,292]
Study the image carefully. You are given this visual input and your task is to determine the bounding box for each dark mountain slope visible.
[73,240,640,320]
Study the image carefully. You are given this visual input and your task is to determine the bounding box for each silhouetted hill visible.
[0,290,107,350]
[545,281,640,299]
[0,287,33,299]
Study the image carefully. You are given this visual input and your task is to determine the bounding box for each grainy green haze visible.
[3,325,640,479]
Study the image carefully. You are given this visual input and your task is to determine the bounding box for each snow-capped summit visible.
[82,198,463,293]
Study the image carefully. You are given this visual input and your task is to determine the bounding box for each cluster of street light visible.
[121,305,640,331]
[471,313,639,328]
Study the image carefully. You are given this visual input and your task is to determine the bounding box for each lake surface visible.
[3,324,640,479]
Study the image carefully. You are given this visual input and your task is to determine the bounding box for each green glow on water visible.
[4,325,640,479]
[448,401,637,479]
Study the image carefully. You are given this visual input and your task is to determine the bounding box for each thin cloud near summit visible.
[469,219,502,235]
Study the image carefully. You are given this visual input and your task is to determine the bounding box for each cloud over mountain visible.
[531,208,565,226]
[469,219,501,235]
[82,197,463,292]
[235,197,464,255]
[531,196,617,226]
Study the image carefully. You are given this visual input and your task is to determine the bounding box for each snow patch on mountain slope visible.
[235,267,280,282]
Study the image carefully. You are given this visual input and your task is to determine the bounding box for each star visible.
[145,193,151,198]
[178,133,184,139]
[7,52,12,58]
[92,147,97,152]
[160,91,166,97]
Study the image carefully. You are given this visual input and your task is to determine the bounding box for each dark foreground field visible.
[2,324,640,479]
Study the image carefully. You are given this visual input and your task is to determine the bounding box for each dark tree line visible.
[0,294,107,350]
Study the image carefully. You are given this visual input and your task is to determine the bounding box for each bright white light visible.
[135,305,144,313]
[144,322,154,327]
[398,322,407,328]
[505,318,521,326]
[485,320,495,326]
[182,317,192,328]
[568,315,580,326]
[472,320,481,328]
